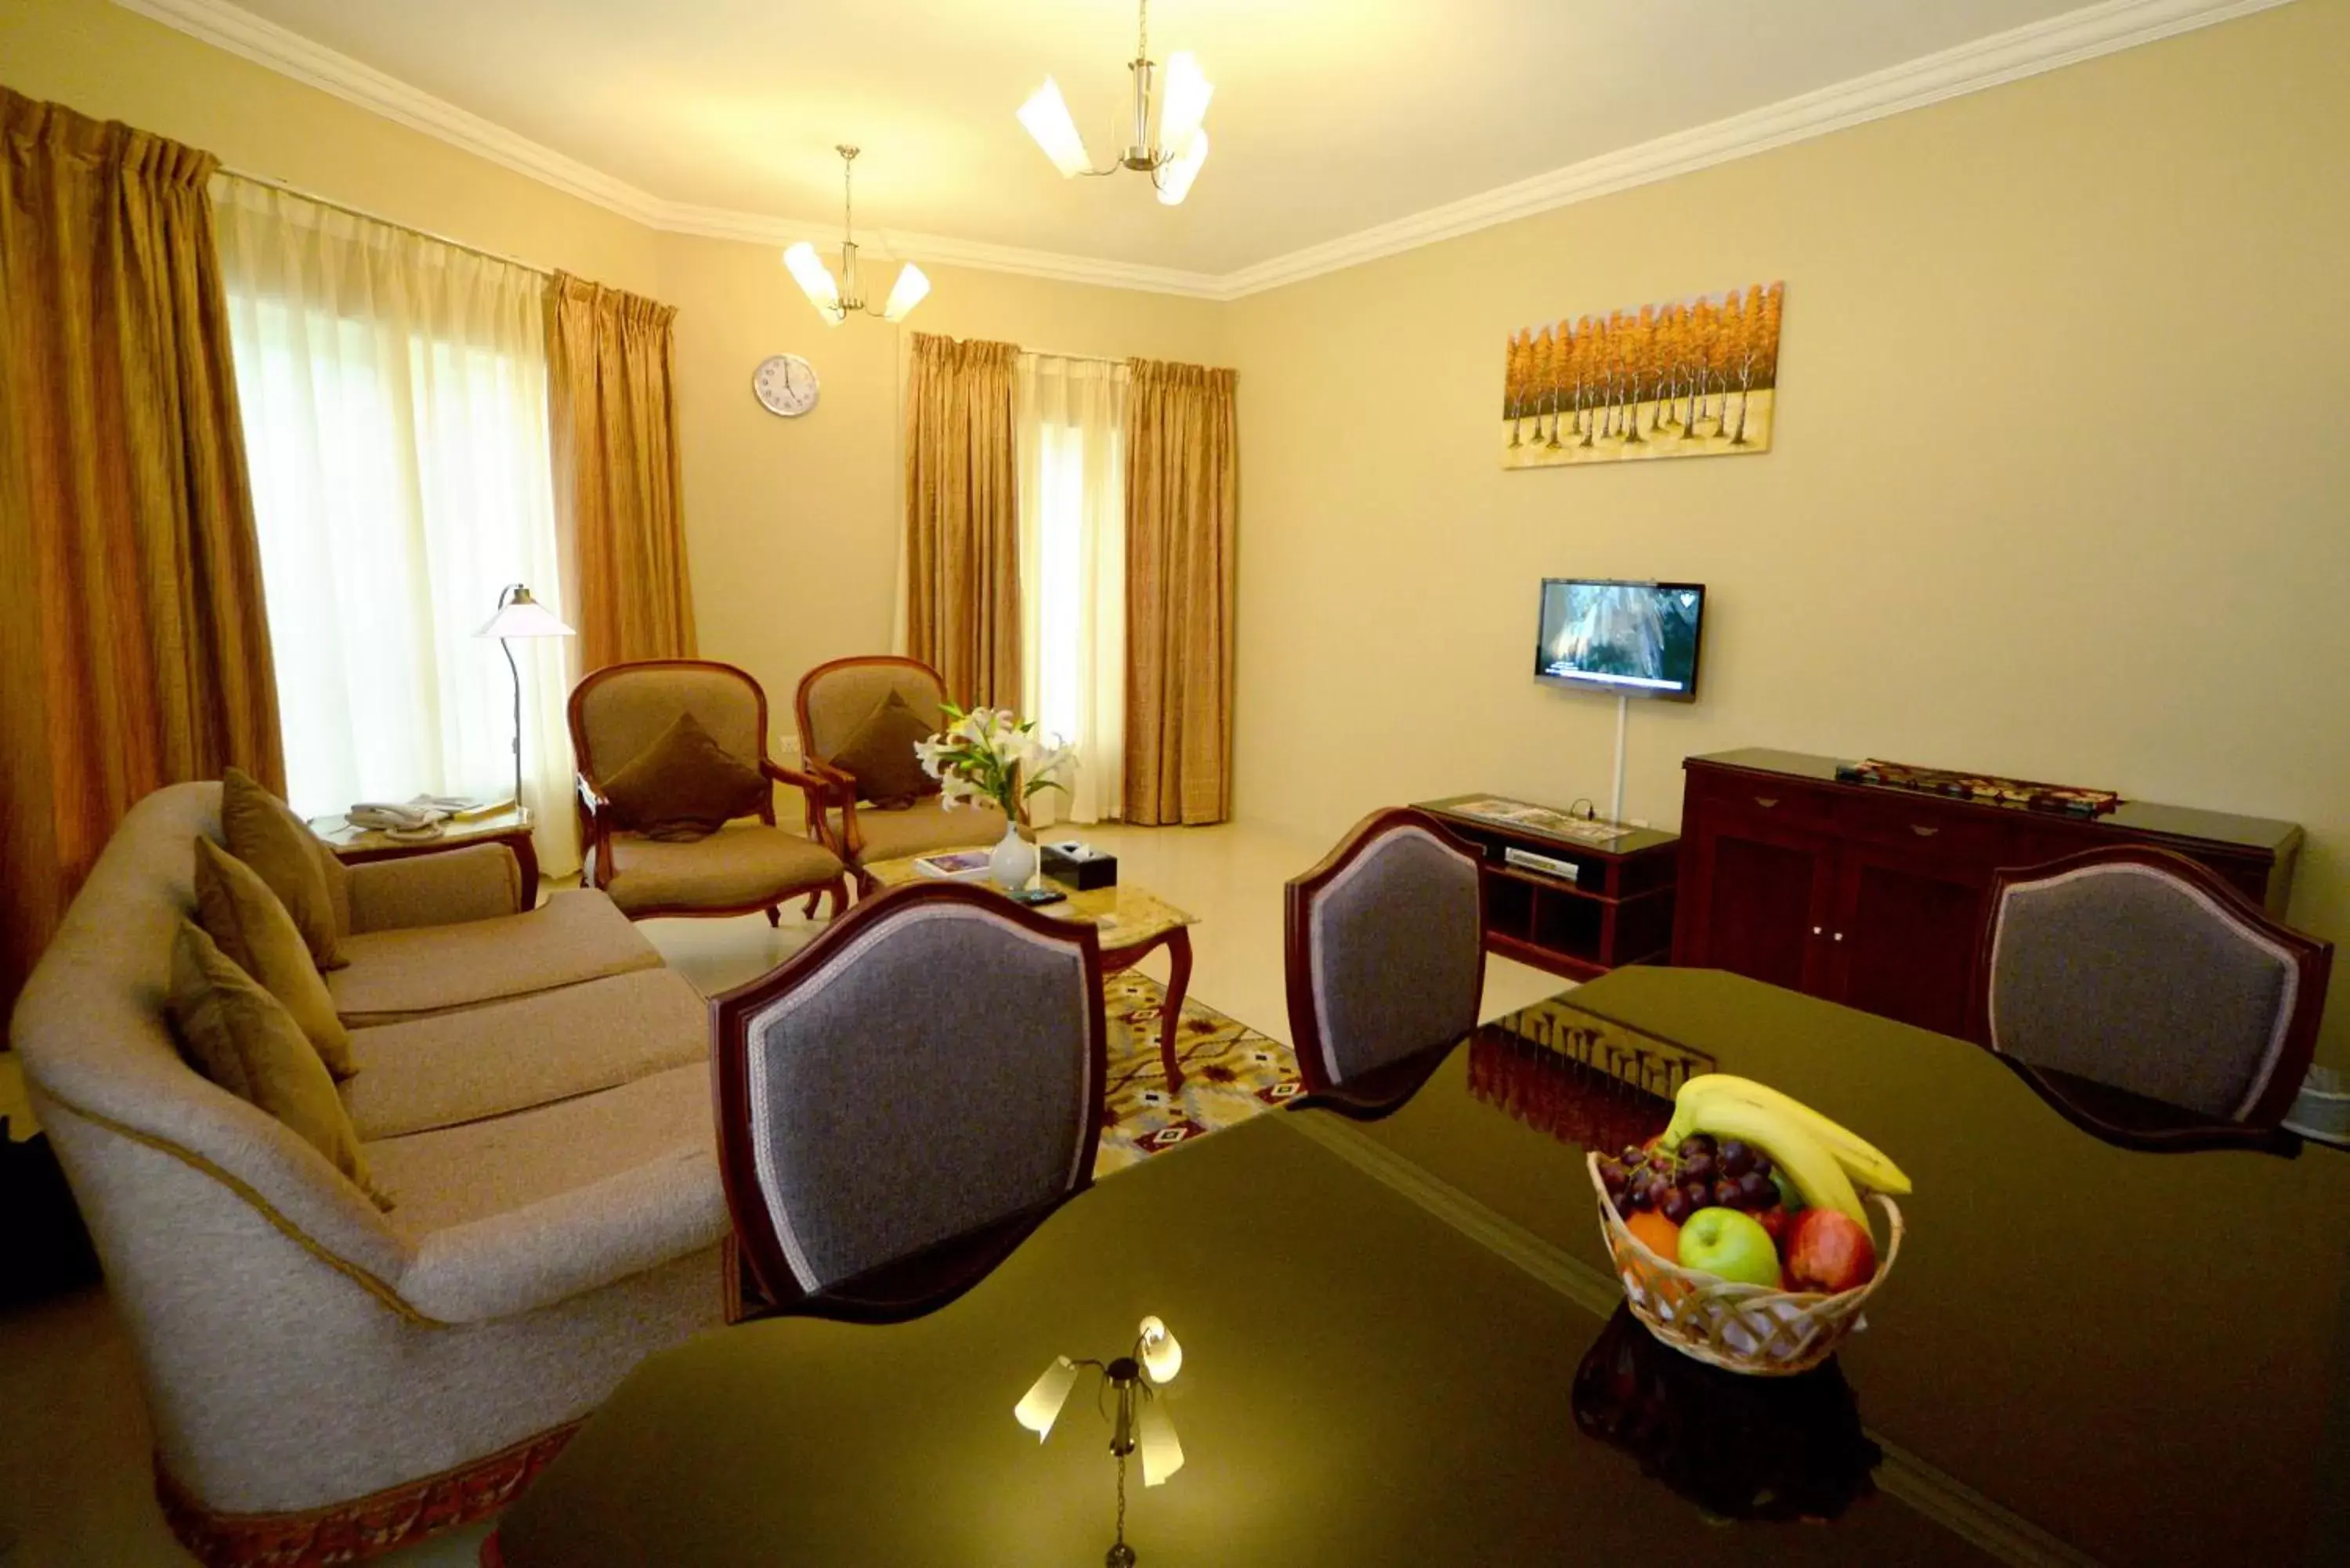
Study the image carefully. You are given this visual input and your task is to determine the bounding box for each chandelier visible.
[783,145,930,325]
[1016,0,1214,206]
[1016,1316,1187,1566]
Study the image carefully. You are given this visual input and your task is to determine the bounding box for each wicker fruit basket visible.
[1589,1151,1904,1376]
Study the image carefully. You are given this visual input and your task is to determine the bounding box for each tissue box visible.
[1040,840,1117,891]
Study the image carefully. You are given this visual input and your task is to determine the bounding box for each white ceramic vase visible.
[989,820,1039,891]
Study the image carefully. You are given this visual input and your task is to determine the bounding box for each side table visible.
[309,806,540,895]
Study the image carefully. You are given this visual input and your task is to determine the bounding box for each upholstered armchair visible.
[1285,807,1488,1118]
[569,659,850,923]
[793,655,1007,876]
[1972,844,2332,1149]
[710,880,1108,1323]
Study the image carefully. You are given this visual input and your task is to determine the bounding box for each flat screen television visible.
[1535,579,1706,700]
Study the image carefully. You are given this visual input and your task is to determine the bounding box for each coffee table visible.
[309,804,538,891]
[863,854,1198,1089]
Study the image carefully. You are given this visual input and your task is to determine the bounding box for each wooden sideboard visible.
[1671,749,2304,1039]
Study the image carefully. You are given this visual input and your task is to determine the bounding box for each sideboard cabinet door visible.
[1677,813,1838,996]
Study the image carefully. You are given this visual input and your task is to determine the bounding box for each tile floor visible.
[0,818,1565,1566]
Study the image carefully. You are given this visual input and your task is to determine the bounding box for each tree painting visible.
[1502,282,1783,468]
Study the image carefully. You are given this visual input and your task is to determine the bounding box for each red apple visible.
[1783,1209,1877,1294]
[1754,1205,1792,1248]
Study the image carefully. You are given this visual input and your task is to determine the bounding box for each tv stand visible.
[1417,796,1680,981]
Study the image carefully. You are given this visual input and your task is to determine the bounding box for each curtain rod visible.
[215,167,558,280]
[1020,348,1129,368]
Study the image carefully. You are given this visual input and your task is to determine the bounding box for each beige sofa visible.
[10,782,729,1563]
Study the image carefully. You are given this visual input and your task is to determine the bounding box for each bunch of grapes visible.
[1599,1134,1778,1226]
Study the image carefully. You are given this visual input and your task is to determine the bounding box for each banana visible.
[1665,1094,1871,1230]
[1674,1074,1913,1197]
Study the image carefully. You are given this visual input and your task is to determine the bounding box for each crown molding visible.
[116,0,2292,305]
[1217,0,2298,298]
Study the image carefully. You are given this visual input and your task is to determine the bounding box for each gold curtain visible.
[0,89,284,1006]
[548,273,696,673]
[904,332,1021,708]
[1123,359,1238,826]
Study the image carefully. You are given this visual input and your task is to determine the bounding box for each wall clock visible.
[753,353,819,417]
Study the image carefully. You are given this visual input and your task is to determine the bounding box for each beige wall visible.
[0,0,661,294]
[660,240,1223,746]
[1224,0,2350,1059]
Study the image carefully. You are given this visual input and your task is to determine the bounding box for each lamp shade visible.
[1155,127,1209,206]
[1014,1356,1079,1441]
[882,262,931,323]
[1137,1317,1182,1385]
[783,241,844,322]
[1137,1396,1184,1487]
[1158,52,1213,158]
[475,587,574,639]
[1018,78,1093,177]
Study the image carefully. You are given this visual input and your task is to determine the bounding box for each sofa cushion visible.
[193,838,358,1078]
[829,795,1007,865]
[221,767,347,968]
[601,712,768,842]
[168,921,387,1209]
[832,690,938,807]
[328,890,662,1027]
[363,1064,715,1238]
[341,969,707,1140]
[590,823,843,916]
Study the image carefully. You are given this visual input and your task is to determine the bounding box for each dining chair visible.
[1285,806,1488,1118]
[1972,844,2331,1143]
[793,654,1007,880]
[710,880,1108,1323]
[569,659,850,923]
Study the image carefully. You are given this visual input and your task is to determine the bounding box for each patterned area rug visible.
[1096,973,1300,1176]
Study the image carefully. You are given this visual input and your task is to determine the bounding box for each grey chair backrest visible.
[1983,849,2326,1122]
[711,882,1106,1320]
[1286,807,1486,1110]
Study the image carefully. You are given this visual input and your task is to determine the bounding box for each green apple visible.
[1677,1206,1781,1287]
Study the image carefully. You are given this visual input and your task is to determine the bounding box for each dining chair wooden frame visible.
[709,880,1109,1324]
[569,659,850,924]
[1285,806,1490,1121]
[1968,843,2331,1154]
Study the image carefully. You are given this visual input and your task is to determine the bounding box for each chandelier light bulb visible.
[1137,1396,1184,1487]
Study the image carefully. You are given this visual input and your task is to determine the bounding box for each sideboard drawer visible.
[1830,792,2018,864]
[1690,768,1833,828]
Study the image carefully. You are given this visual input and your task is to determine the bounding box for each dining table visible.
[488,966,2350,1567]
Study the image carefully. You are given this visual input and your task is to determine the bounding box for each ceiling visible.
[183,0,2224,280]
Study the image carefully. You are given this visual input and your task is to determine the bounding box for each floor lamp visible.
[475,584,575,813]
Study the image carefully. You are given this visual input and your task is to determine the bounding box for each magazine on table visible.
[913,850,993,881]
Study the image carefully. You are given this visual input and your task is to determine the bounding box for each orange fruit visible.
[1625,1210,1682,1262]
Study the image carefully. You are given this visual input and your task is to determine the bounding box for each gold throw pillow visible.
[600,712,771,843]
[830,690,939,809]
[168,921,389,1210]
[221,768,348,969]
[192,837,358,1078]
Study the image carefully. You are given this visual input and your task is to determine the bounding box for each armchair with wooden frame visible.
[793,655,1007,880]
[1969,844,2333,1155]
[569,659,850,924]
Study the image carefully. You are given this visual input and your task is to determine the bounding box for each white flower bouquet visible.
[913,705,1076,829]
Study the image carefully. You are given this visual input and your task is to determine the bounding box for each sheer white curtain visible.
[1017,355,1126,825]
[214,176,578,874]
